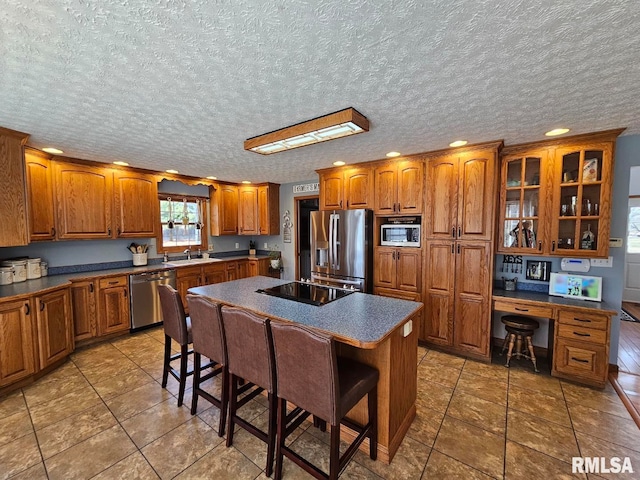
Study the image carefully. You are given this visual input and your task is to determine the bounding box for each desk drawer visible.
[98,276,128,289]
[557,324,607,345]
[493,300,553,318]
[554,338,607,382]
[557,310,609,330]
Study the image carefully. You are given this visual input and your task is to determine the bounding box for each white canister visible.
[1,260,27,283]
[0,266,13,285]
[27,258,41,279]
[40,261,48,277]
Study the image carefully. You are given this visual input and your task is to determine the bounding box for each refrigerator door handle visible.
[333,214,340,270]
[328,213,335,269]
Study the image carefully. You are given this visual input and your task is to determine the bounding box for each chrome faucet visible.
[184,248,191,260]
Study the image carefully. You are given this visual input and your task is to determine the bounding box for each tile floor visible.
[2,328,640,479]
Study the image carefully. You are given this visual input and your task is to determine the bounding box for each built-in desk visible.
[493,289,617,388]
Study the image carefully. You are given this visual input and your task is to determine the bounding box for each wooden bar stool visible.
[501,315,540,373]
[270,321,378,480]
[158,284,195,406]
[186,294,227,436]
[220,305,278,477]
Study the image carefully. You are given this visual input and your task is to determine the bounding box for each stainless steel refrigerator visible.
[310,209,373,292]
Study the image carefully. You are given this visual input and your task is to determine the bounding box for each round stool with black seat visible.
[501,315,540,373]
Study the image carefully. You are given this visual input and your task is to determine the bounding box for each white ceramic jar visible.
[0,266,13,285]
[40,261,48,277]
[27,258,41,279]
[1,260,26,282]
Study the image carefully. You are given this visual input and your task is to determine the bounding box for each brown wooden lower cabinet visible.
[0,298,36,387]
[71,279,97,341]
[97,276,130,335]
[422,240,492,359]
[34,288,73,369]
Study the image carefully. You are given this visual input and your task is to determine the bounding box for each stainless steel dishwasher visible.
[129,269,176,331]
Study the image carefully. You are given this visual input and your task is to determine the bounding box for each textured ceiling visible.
[1,0,639,184]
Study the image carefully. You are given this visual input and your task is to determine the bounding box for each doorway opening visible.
[295,196,319,280]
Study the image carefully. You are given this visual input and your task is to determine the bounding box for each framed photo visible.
[526,260,552,281]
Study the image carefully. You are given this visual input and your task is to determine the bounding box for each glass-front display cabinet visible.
[550,144,613,257]
[498,151,549,253]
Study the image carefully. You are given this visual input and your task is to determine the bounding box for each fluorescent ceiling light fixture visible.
[449,140,468,148]
[42,147,63,154]
[245,107,369,155]
[333,161,346,166]
[206,176,217,180]
[165,169,179,174]
[113,161,129,166]
[386,151,401,158]
[545,128,570,137]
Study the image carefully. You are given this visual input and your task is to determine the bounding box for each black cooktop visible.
[256,282,354,306]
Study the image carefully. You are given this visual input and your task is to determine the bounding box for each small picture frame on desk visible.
[526,260,552,281]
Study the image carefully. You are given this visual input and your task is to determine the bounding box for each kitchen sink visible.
[165,258,224,267]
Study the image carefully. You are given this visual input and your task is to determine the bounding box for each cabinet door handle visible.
[573,331,591,337]
[339,200,343,208]
[551,240,556,252]
[51,227,56,237]
[117,227,121,236]
[571,357,589,363]
[458,226,461,238]
[347,200,349,208]
[452,227,456,238]
[89,283,94,293]
[538,241,542,251]
[451,244,454,254]
[574,317,591,323]
[40,301,45,311]
[108,227,111,236]
[109,280,118,285]
[24,303,30,315]
[515,307,529,312]
[123,289,127,298]
[457,244,460,254]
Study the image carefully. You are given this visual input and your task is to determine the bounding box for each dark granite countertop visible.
[0,255,271,300]
[493,288,618,314]
[189,276,423,349]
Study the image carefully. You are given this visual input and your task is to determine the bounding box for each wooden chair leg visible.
[515,334,523,360]
[329,423,340,480]
[505,333,516,367]
[526,336,540,373]
[226,374,238,447]
[218,367,228,437]
[161,335,171,388]
[266,392,277,477]
[177,344,188,406]
[368,386,378,460]
[191,352,201,414]
[274,398,286,480]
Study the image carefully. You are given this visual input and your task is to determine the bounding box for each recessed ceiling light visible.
[165,169,179,174]
[113,161,129,166]
[206,176,217,180]
[449,140,468,148]
[242,180,252,184]
[42,147,63,154]
[333,161,346,166]
[386,151,401,158]
[545,128,570,137]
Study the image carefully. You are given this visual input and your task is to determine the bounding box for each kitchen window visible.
[157,194,208,253]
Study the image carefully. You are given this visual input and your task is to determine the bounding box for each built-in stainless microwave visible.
[380,222,421,247]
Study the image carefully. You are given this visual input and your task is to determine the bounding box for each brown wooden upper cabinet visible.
[238,185,259,235]
[425,147,497,242]
[25,148,56,241]
[0,127,30,247]
[210,182,279,236]
[319,166,373,210]
[54,162,114,239]
[497,130,622,257]
[210,183,239,235]
[113,170,159,238]
[258,184,280,235]
[374,159,424,214]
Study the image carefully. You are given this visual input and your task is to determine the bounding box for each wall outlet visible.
[235,243,239,249]
[402,320,413,337]
[264,243,268,249]
[590,256,613,268]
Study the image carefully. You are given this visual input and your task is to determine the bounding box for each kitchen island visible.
[189,276,423,463]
